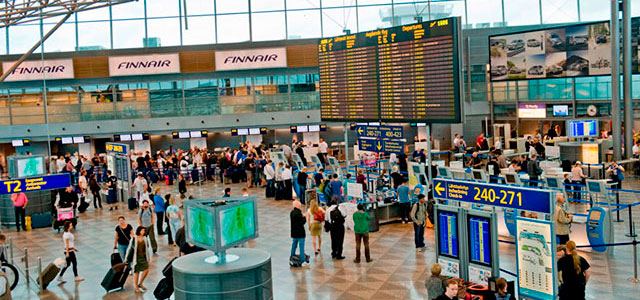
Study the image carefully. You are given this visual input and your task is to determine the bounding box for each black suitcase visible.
[111,251,123,267]
[128,197,138,210]
[162,257,178,278]
[153,277,174,299]
[149,170,159,183]
[191,169,200,183]
[78,199,90,213]
[38,263,60,290]
[101,263,130,292]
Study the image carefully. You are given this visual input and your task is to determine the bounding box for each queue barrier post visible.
[37,257,43,293]
[627,204,637,238]
[615,189,623,222]
[24,247,29,285]
[631,232,639,283]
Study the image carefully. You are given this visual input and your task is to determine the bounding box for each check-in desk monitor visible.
[504,172,521,185]
[472,169,488,182]
[438,166,452,178]
[545,177,561,189]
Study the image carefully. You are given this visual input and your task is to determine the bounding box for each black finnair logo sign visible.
[109,54,180,76]
[216,47,287,71]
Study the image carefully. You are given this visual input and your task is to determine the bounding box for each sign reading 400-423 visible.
[433,178,552,214]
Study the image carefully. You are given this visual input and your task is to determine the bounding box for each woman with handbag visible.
[306,199,325,255]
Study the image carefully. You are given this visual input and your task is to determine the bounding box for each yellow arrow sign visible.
[357,127,364,135]
[376,141,382,151]
[435,182,445,196]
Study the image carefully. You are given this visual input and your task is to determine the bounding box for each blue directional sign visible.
[356,125,403,139]
[358,139,405,153]
[432,178,552,214]
[105,142,129,156]
[0,173,71,195]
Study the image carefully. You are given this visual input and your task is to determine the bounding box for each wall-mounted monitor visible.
[297,125,309,133]
[518,104,546,119]
[237,128,249,136]
[178,131,190,139]
[567,119,598,138]
[73,136,85,144]
[189,131,202,138]
[249,128,260,135]
[11,139,29,147]
[119,134,132,142]
[131,133,144,141]
[553,105,569,117]
[16,156,45,177]
[61,137,74,144]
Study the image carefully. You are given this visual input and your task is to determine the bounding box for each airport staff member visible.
[554,193,572,245]
[468,152,483,169]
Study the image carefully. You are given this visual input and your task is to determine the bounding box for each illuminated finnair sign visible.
[109,54,180,76]
[2,59,74,82]
[215,47,287,71]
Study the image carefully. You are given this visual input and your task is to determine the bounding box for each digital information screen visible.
[319,17,461,123]
[468,216,492,266]
[568,119,598,138]
[438,211,459,258]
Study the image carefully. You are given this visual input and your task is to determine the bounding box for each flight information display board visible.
[468,216,492,266]
[438,211,459,258]
[319,17,462,123]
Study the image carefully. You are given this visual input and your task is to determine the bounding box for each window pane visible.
[391,3,427,26]
[504,0,540,26]
[287,9,321,39]
[185,0,215,15]
[467,0,503,27]
[78,21,111,50]
[322,0,355,8]
[0,28,5,55]
[9,23,41,54]
[251,0,284,12]
[217,14,250,43]
[358,0,392,4]
[322,7,357,37]
[44,22,76,52]
[252,12,285,41]
[182,16,216,45]
[217,0,248,13]
[541,0,578,24]
[287,0,319,9]
[358,5,392,32]
[113,19,145,49]
[579,0,608,22]
[77,6,110,21]
[147,0,180,17]
[430,0,465,21]
[111,0,145,19]
[147,17,181,47]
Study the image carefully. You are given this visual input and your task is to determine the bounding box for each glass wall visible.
[6,0,630,54]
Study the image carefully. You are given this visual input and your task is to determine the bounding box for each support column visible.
[611,0,622,161]
[344,123,350,166]
[622,0,633,158]
[426,124,433,185]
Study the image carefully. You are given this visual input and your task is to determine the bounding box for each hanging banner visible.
[109,53,181,76]
[215,47,287,71]
[2,59,74,82]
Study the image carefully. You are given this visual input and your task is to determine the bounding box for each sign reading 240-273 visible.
[1,173,71,195]
[433,178,552,214]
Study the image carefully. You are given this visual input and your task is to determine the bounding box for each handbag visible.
[617,170,624,182]
[324,220,331,232]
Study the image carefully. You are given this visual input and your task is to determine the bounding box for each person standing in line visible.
[290,201,309,267]
[275,162,284,200]
[165,196,182,246]
[282,165,293,200]
[352,204,372,263]
[325,197,346,260]
[425,263,445,300]
[527,154,543,187]
[113,216,133,262]
[410,194,429,251]
[356,170,367,193]
[397,180,412,223]
[57,221,84,283]
[435,279,459,300]
[88,174,102,209]
[328,174,343,202]
[306,199,325,255]
[555,193,573,245]
[106,170,119,210]
[137,200,157,254]
[557,240,590,300]
[313,169,325,187]
[152,188,166,235]
[296,168,309,204]
[78,170,88,206]
[10,192,27,232]
[125,227,152,293]
[318,138,328,165]
[264,160,275,198]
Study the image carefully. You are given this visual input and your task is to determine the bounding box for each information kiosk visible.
[309,155,323,170]
[326,156,343,179]
[435,205,464,278]
[291,153,304,170]
[268,150,288,167]
[408,162,427,185]
[585,179,614,253]
[465,210,499,284]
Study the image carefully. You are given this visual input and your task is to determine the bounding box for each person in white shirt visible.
[132,172,148,202]
[494,137,502,151]
[156,155,165,173]
[633,140,640,158]
[58,222,84,283]
[281,144,292,160]
[78,171,88,205]
[389,152,397,169]
[56,157,66,173]
[318,138,328,165]
[453,134,460,151]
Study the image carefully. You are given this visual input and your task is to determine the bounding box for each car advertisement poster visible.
[489,20,621,81]
[516,218,556,300]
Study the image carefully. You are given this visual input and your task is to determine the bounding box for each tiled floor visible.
[4,178,640,299]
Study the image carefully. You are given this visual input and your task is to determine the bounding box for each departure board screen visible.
[468,216,492,266]
[438,211,459,259]
[319,17,462,123]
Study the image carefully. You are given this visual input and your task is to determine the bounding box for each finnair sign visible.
[215,47,287,71]
[109,54,180,76]
[2,59,74,82]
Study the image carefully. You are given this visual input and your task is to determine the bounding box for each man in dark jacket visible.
[290,201,309,266]
[527,154,543,187]
[58,186,78,209]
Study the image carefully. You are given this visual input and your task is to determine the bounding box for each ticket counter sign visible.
[358,139,405,153]
[105,142,129,156]
[356,125,403,139]
[433,178,552,214]
[1,173,71,195]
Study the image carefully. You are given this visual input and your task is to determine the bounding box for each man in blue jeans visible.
[397,180,412,223]
[290,201,309,266]
[410,194,429,252]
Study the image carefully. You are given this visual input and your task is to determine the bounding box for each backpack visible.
[330,207,345,225]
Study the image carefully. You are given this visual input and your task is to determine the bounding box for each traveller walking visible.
[178,174,187,197]
[165,196,182,246]
[10,193,27,232]
[410,194,429,251]
[352,204,371,263]
[397,180,411,223]
[58,221,84,283]
[137,200,157,253]
[557,240,590,300]
[125,226,152,293]
[132,172,148,203]
[113,216,133,261]
[106,170,118,210]
[88,174,102,209]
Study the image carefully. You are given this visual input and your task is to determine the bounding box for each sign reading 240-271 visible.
[433,178,552,214]
[1,173,71,195]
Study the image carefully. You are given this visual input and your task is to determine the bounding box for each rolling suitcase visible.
[78,199,90,213]
[128,197,138,210]
[30,212,53,228]
[153,277,174,299]
[101,263,130,292]
[162,257,178,278]
[38,263,60,290]
[110,251,123,267]
[149,170,159,183]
